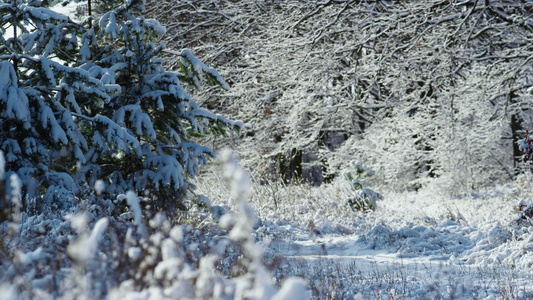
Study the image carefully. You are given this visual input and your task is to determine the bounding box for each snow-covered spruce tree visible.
[0,0,242,212]
[77,0,243,212]
[0,0,109,206]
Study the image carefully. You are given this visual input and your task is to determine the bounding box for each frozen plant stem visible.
[220,150,276,299]
[8,173,22,236]
[220,150,308,300]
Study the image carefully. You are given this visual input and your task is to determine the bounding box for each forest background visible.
[157,0,533,194]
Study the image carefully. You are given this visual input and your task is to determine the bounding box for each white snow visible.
[180,49,231,90]
[67,217,109,262]
[272,278,308,300]
[126,191,142,226]
[94,180,105,195]
[0,151,4,179]
[105,12,120,39]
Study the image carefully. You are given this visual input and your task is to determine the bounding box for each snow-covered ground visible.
[196,164,533,299]
[3,156,533,299]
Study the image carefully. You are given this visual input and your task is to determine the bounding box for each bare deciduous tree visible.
[147,0,533,192]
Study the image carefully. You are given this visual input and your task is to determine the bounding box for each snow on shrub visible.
[343,161,382,212]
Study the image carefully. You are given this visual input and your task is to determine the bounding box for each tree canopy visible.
[147,0,533,193]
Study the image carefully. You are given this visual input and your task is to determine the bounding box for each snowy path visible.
[258,186,533,298]
[199,171,533,297]
[266,229,533,299]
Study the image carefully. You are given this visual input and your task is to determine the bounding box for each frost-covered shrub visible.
[344,161,374,191]
[0,0,243,212]
[345,189,383,212]
[343,161,382,212]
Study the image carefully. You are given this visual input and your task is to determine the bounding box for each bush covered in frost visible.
[343,161,382,211]
[0,0,242,214]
